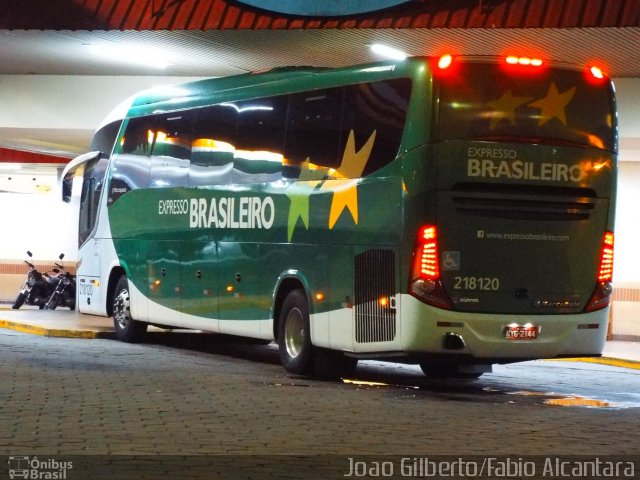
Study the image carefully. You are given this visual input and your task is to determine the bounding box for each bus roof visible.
[126,58,420,117]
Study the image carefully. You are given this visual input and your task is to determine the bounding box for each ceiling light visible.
[0,163,22,171]
[85,44,171,69]
[370,43,407,61]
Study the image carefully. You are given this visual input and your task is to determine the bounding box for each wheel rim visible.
[113,288,131,330]
[284,307,306,359]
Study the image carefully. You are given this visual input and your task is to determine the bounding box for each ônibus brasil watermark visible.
[7,456,72,479]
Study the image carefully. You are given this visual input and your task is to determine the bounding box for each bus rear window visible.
[437,62,615,152]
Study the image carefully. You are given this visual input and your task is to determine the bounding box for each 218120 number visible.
[453,276,500,291]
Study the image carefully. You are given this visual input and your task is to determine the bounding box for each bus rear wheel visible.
[112,275,147,343]
[278,289,313,374]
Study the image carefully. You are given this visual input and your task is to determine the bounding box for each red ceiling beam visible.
[0,148,69,165]
[0,0,637,29]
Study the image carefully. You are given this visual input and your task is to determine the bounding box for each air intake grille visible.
[355,249,396,343]
[451,183,597,221]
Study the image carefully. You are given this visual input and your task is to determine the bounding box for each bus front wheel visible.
[112,275,147,343]
[277,289,313,374]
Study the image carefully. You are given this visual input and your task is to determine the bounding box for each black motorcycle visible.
[43,254,76,310]
[12,251,60,309]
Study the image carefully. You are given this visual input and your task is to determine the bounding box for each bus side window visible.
[232,96,286,184]
[108,116,152,205]
[191,104,237,188]
[78,156,109,246]
[342,79,411,177]
[149,112,193,189]
[285,88,345,178]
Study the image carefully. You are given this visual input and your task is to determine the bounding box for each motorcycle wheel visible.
[44,296,60,310]
[11,292,26,309]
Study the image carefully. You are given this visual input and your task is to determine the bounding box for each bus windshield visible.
[437,61,616,152]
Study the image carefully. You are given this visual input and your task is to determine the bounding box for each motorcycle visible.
[43,254,76,310]
[12,251,60,309]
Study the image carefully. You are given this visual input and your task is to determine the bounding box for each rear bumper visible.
[396,294,608,360]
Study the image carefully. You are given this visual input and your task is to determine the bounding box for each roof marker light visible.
[590,66,605,79]
[506,56,543,67]
[437,54,453,70]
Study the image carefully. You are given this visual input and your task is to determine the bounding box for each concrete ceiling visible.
[0,26,638,157]
[1,28,639,77]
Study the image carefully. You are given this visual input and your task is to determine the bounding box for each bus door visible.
[61,151,109,315]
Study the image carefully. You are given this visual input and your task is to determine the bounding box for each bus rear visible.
[405,56,616,366]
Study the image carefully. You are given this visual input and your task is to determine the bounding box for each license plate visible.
[504,325,539,340]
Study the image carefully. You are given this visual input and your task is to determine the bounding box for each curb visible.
[554,356,640,370]
[0,319,114,339]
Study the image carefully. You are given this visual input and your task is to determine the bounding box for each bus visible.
[62,55,617,378]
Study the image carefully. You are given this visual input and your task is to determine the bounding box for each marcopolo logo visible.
[8,456,73,479]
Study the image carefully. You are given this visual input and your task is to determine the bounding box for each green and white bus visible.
[63,55,617,378]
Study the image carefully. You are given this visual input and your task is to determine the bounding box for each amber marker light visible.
[226,285,235,293]
[315,292,325,301]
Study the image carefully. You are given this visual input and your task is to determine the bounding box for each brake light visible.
[598,232,614,282]
[586,231,614,312]
[417,226,439,279]
[409,225,452,309]
[505,56,543,67]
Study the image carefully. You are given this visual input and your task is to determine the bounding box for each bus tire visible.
[419,363,483,380]
[112,275,147,343]
[277,289,313,374]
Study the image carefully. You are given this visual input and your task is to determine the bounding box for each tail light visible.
[409,226,452,309]
[586,231,614,312]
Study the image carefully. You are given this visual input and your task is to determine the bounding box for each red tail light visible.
[598,232,614,282]
[409,225,452,309]
[417,226,439,280]
[586,231,614,312]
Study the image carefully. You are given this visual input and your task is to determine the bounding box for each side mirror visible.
[27,251,33,257]
[59,253,65,260]
[62,171,74,203]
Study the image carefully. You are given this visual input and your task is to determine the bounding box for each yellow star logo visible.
[486,90,532,129]
[529,83,576,126]
[322,129,376,229]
